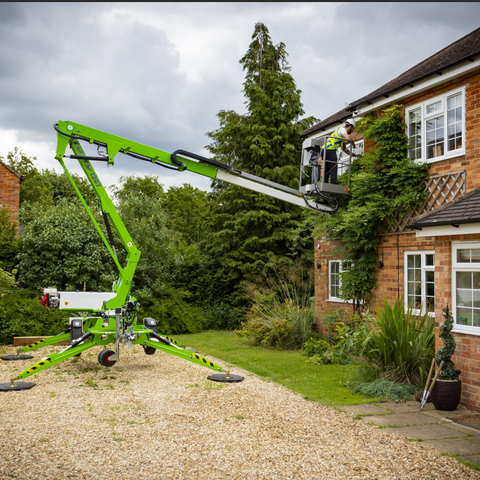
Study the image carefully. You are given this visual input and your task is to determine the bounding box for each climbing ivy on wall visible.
[317,105,430,311]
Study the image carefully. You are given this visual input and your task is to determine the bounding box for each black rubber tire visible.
[98,349,116,367]
[143,345,156,355]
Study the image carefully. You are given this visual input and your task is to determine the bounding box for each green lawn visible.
[175,330,379,407]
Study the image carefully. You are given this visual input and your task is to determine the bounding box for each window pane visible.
[474,290,480,308]
[426,282,434,297]
[408,109,422,160]
[457,249,470,262]
[457,307,472,326]
[471,250,480,262]
[447,95,458,109]
[425,254,434,266]
[457,289,472,306]
[474,310,480,327]
[457,271,471,288]
[427,101,441,113]
[426,271,434,282]
[447,94,463,152]
[407,295,416,309]
[474,271,480,288]
[426,115,444,158]
[426,296,435,313]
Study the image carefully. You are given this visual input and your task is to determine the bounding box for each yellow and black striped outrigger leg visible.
[144,337,224,373]
[19,332,70,354]
[11,334,95,384]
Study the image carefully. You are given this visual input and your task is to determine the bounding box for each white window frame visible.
[328,260,357,304]
[452,241,480,336]
[405,87,465,164]
[328,259,343,302]
[404,251,435,316]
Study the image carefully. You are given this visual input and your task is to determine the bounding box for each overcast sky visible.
[1,2,479,192]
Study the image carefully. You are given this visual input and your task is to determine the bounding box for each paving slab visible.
[422,407,474,419]
[377,400,432,413]
[362,411,446,427]
[456,454,480,467]
[421,437,480,455]
[383,423,469,440]
[339,404,390,415]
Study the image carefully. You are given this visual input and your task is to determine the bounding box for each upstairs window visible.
[406,88,464,163]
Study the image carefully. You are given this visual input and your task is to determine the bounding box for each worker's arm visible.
[338,127,358,157]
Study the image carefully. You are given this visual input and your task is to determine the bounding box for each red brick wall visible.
[0,162,20,231]
[314,68,480,410]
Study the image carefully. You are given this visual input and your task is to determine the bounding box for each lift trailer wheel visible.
[1,355,34,361]
[98,349,116,367]
[143,345,156,355]
[207,373,244,383]
[0,381,36,391]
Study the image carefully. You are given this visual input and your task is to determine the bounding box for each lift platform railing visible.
[299,134,356,198]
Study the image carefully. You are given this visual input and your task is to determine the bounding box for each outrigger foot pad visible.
[0,382,36,391]
[208,373,244,383]
[1,355,34,361]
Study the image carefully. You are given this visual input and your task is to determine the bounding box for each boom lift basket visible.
[299,134,354,197]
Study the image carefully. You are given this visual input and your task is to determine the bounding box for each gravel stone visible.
[0,344,478,480]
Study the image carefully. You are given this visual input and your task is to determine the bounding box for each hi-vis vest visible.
[325,127,345,150]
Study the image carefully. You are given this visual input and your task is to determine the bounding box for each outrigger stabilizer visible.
[1,120,351,391]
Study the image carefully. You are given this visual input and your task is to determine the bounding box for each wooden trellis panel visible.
[382,170,466,235]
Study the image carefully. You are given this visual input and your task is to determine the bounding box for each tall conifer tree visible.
[204,23,317,301]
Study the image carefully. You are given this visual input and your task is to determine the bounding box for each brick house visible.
[0,159,21,231]
[302,27,480,409]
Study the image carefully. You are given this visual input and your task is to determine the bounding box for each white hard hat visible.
[346,118,356,128]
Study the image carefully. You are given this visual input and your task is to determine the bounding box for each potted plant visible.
[431,305,462,411]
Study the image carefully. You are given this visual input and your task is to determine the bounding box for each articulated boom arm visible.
[54,120,336,212]
[52,121,336,310]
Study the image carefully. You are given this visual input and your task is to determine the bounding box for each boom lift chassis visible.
[0,121,351,391]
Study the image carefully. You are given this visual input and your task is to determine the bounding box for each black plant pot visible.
[431,379,462,411]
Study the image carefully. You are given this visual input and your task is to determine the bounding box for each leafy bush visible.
[0,289,70,345]
[360,296,435,387]
[319,309,350,344]
[203,303,245,331]
[236,264,316,350]
[350,379,419,402]
[302,338,351,365]
[236,295,316,350]
[137,286,206,335]
[0,267,17,294]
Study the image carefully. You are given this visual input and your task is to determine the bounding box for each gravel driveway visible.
[0,344,478,480]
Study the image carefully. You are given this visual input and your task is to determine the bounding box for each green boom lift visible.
[0,121,353,391]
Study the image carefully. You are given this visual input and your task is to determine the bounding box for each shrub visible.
[236,264,316,350]
[319,309,350,344]
[436,305,459,380]
[236,298,315,350]
[350,378,419,402]
[203,303,245,331]
[0,289,70,345]
[360,296,435,387]
[137,286,206,335]
[302,337,351,365]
